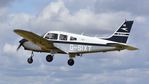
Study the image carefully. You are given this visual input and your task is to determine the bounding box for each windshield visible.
[45,33,58,40]
[41,33,47,37]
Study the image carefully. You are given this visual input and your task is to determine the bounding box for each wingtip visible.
[135,48,139,50]
[13,29,20,33]
[128,47,139,51]
[13,29,26,33]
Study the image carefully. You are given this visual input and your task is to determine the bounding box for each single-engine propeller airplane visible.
[14,20,138,66]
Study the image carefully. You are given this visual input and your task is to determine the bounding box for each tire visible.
[27,57,33,64]
[68,59,74,66]
[46,55,53,62]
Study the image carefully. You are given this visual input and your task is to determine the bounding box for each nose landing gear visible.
[27,51,34,64]
[27,57,33,64]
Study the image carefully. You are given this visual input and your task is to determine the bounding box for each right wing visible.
[14,29,54,51]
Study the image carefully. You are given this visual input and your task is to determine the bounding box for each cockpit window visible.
[60,34,67,40]
[45,33,58,40]
[70,36,77,41]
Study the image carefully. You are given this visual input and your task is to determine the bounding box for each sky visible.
[0,0,149,84]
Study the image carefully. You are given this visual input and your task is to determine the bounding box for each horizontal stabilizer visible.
[107,43,138,51]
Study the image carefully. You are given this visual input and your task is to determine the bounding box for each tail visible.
[104,20,134,43]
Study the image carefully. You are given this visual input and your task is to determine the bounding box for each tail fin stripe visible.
[104,20,134,43]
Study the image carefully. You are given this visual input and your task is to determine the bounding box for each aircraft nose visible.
[17,39,28,51]
[19,39,28,44]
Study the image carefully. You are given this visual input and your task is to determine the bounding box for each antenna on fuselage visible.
[94,34,98,37]
[81,32,84,35]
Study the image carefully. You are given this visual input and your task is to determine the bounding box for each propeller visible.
[17,39,27,51]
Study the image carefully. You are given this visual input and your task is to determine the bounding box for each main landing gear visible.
[67,59,74,66]
[46,54,75,66]
[46,55,53,62]
[67,54,76,66]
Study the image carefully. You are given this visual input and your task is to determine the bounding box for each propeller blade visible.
[17,43,22,51]
[16,39,27,51]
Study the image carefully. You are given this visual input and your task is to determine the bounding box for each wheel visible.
[46,55,53,62]
[68,59,74,66]
[27,57,33,64]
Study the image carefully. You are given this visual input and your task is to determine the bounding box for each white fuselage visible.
[22,31,119,54]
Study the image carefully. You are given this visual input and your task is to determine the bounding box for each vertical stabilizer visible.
[105,20,134,43]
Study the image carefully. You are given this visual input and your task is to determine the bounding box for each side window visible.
[45,33,58,40]
[70,36,77,41]
[60,34,67,40]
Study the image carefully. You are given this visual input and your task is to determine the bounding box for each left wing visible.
[14,29,54,50]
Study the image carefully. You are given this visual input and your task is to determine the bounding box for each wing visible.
[107,43,138,50]
[14,29,54,51]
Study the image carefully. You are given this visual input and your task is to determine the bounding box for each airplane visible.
[14,20,138,66]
